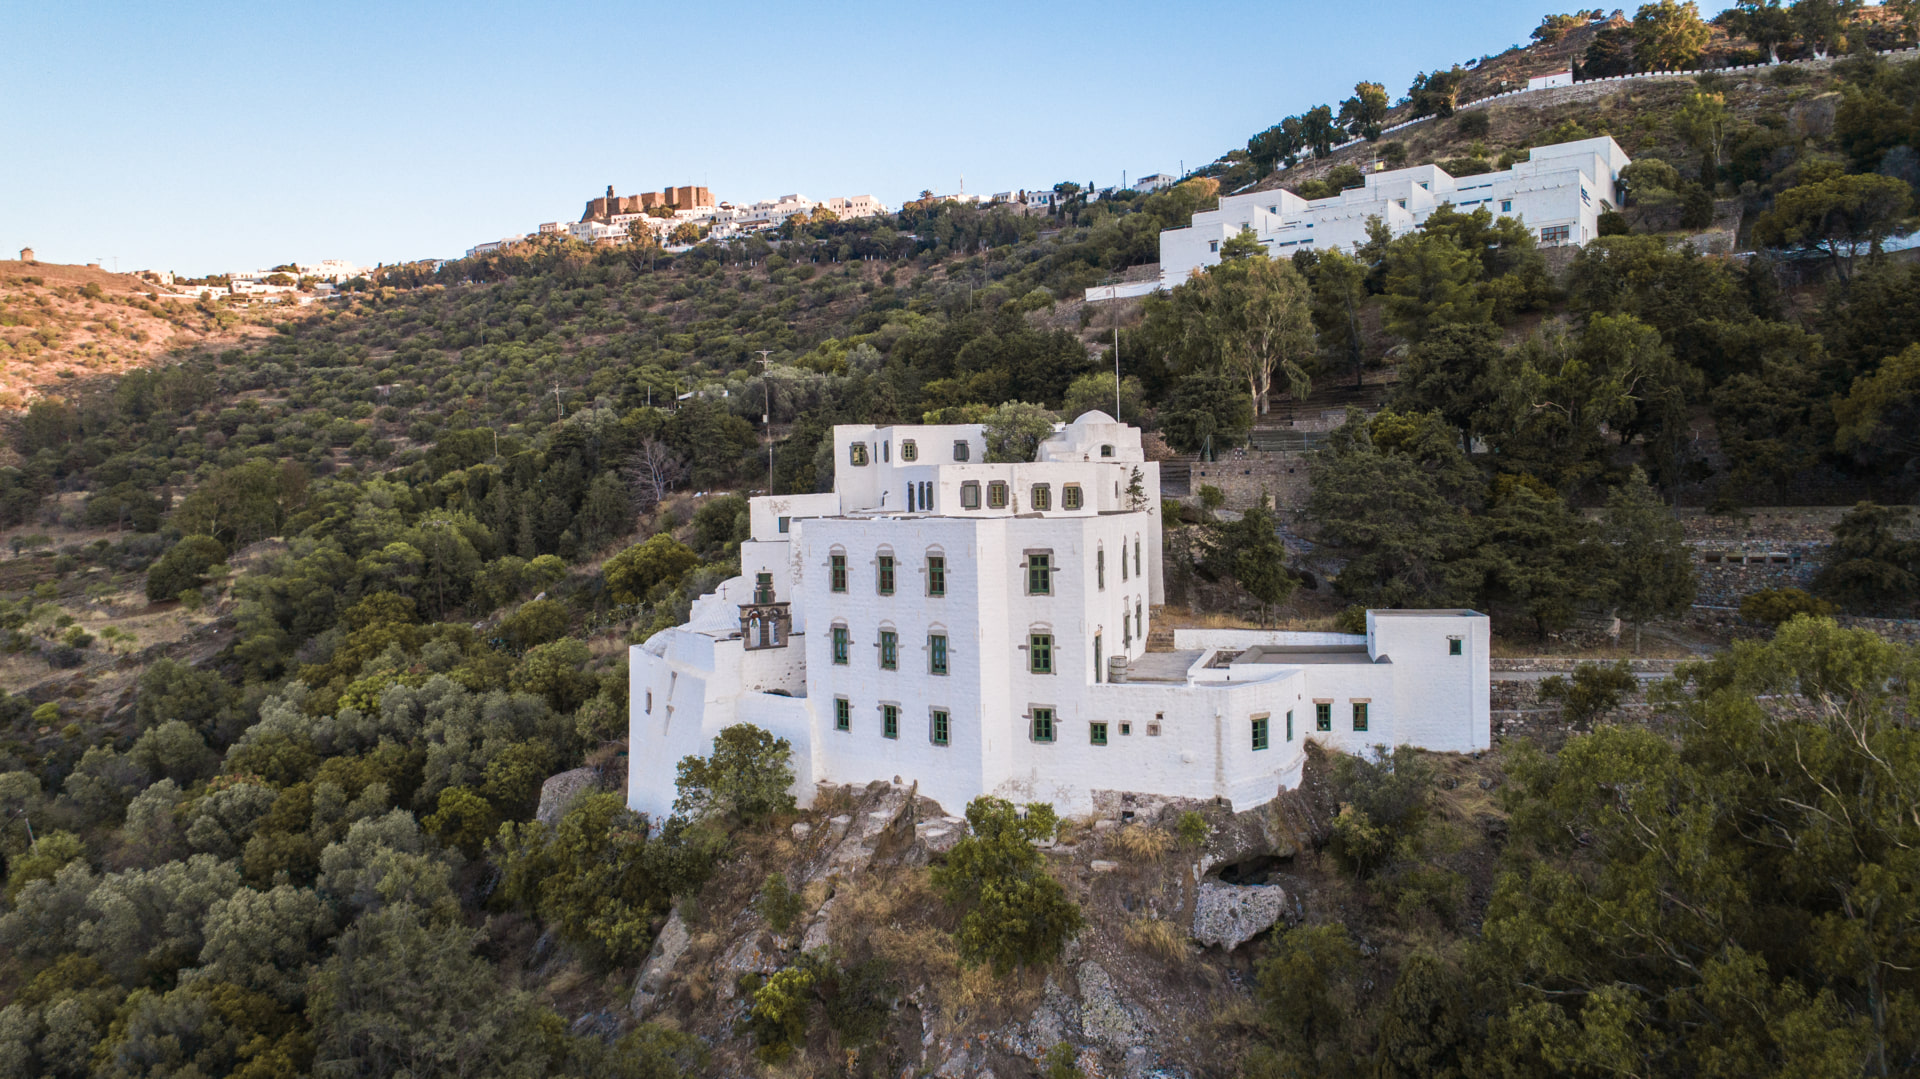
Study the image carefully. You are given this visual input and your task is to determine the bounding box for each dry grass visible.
[1123,916,1190,964]
[1109,824,1173,864]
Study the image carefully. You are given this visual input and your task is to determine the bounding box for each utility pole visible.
[756,350,775,494]
[1113,303,1122,418]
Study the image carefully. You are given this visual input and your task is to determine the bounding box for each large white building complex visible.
[628,413,1491,821]
[1158,135,1631,287]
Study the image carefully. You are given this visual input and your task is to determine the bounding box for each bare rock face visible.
[629,909,691,1017]
[535,767,605,827]
[1077,960,1147,1052]
[1191,882,1288,950]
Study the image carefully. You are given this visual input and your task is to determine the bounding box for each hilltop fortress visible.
[582,184,715,222]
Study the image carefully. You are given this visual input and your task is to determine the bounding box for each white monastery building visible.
[628,412,1491,821]
[1158,135,1630,287]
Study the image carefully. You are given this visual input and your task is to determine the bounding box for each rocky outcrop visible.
[629,909,691,1018]
[534,767,607,827]
[1192,882,1289,950]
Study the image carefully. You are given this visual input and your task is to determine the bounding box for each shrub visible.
[1740,587,1836,628]
[757,872,803,933]
[1537,659,1638,724]
[1455,111,1490,137]
[1124,916,1189,963]
[932,797,1084,974]
[145,535,226,603]
[673,723,796,826]
[746,965,816,1062]
[1176,810,1210,848]
[1110,823,1172,863]
[1329,746,1434,877]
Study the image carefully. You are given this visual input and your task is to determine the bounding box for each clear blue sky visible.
[4,1,1734,275]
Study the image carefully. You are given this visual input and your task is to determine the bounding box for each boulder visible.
[1191,882,1288,950]
[629,908,691,1016]
[534,767,605,827]
[1078,960,1146,1051]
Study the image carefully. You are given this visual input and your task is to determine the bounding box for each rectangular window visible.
[931,709,950,746]
[1134,540,1141,578]
[929,633,948,675]
[1449,637,1463,656]
[879,630,898,670]
[754,572,773,604]
[1027,553,1051,596]
[1063,484,1082,510]
[1540,223,1571,245]
[777,516,790,534]
[835,697,851,731]
[882,704,899,739]
[1352,702,1369,732]
[900,439,917,461]
[1121,544,1128,581]
[1031,707,1055,742]
[832,627,850,665]
[849,443,869,466]
[1030,484,1051,511]
[953,440,970,462]
[877,555,895,595]
[928,555,946,596]
[1029,633,1053,674]
[1097,548,1105,590]
[1500,199,1512,212]
[987,481,1009,509]
[830,554,847,593]
[1090,721,1109,746]
[1286,710,1294,742]
[1252,714,1269,751]
[960,482,981,509]
[882,441,889,462]
[1316,702,1332,731]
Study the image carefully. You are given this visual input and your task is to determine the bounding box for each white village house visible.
[628,413,1490,821]
[1157,135,1631,288]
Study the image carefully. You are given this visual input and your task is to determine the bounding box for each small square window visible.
[1449,638,1462,656]
[931,709,950,746]
[1029,633,1053,674]
[849,443,869,466]
[900,439,917,461]
[877,555,895,595]
[1352,702,1369,732]
[987,481,1009,509]
[930,633,948,675]
[835,697,851,731]
[830,554,847,593]
[1100,444,1114,458]
[928,555,946,597]
[1251,714,1269,751]
[883,704,899,739]
[953,440,970,462]
[1031,707,1055,742]
[1030,484,1051,511]
[1027,553,1052,596]
[880,630,898,670]
[832,626,850,665]
[1316,703,1332,731]
[1062,484,1082,510]
[1120,721,1132,736]
[777,516,790,534]
[1090,722,1109,746]
[960,482,981,510]
[1501,199,1512,212]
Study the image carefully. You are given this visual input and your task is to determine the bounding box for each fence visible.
[1317,45,1920,158]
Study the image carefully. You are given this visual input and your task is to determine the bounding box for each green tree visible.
[1337,81,1391,141]
[1812,502,1920,614]
[1305,248,1369,389]
[1061,371,1144,426]
[931,797,1083,974]
[672,723,796,826]
[1791,0,1863,57]
[1752,172,1911,282]
[1382,233,1490,343]
[1216,495,1297,625]
[1536,660,1639,724]
[981,401,1058,463]
[1599,468,1696,650]
[1833,342,1920,477]
[1392,322,1503,451]
[1407,66,1468,118]
[145,535,227,603]
[1632,1,1712,69]
[1727,0,1796,61]
[1740,587,1838,627]
[1467,482,1610,637]
[1249,924,1367,1074]
[1176,250,1315,415]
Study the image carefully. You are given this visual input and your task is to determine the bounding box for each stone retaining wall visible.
[1189,451,1312,512]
